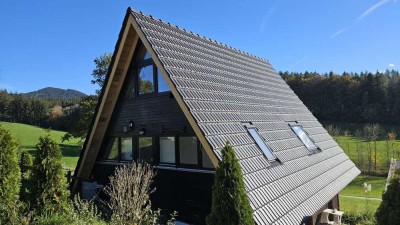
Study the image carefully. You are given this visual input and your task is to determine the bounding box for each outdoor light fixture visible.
[123,121,135,133]
[139,128,146,135]
[129,120,135,130]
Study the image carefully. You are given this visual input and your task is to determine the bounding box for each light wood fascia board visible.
[75,17,139,179]
[130,15,219,167]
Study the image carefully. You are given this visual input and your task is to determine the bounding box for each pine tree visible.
[29,131,69,211]
[375,169,400,225]
[206,141,254,225]
[0,125,21,223]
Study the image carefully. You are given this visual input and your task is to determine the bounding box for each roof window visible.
[291,125,318,152]
[246,126,276,162]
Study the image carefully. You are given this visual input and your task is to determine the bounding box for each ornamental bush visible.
[29,131,69,212]
[0,125,21,223]
[375,169,400,225]
[206,141,254,225]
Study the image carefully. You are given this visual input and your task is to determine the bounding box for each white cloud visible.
[358,0,390,20]
[330,27,349,39]
[287,55,309,69]
[259,1,279,33]
[389,64,396,67]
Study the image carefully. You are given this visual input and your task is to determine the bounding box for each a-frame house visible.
[72,8,360,225]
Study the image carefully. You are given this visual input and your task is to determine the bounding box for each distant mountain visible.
[24,87,87,99]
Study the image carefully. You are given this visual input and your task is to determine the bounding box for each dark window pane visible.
[158,69,170,92]
[248,128,276,161]
[103,138,119,160]
[160,137,175,164]
[138,65,154,94]
[121,137,132,161]
[139,137,153,163]
[201,145,214,169]
[179,136,198,165]
[291,125,318,151]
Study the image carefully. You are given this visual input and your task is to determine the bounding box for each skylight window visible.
[247,127,276,162]
[291,125,318,151]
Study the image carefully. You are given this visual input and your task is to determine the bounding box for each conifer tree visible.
[206,141,254,225]
[375,169,400,225]
[29,131,69,211]
[0,125,21,223]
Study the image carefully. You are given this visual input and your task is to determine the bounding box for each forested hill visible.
[280,70,400,124]
[24,87,87,99]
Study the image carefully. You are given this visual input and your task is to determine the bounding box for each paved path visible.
[340,195,382,201]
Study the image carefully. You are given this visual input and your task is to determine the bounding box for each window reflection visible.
[158,69,170,92]
[160,136,175,164]
[103,138,119,160]
[180,136,198,165]
[121,137,132,161]
[138,65,154,94]
[139,137,153,163]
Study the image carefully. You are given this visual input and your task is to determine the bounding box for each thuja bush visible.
[0,125,21,224]
[375,169,400,225]
[206,141,254,225]
[29,131,69,213]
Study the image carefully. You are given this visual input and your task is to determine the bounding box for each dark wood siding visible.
[108,92,192,137]
[92,163,213,225]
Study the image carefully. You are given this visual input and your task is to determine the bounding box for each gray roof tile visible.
[130,10,360,224]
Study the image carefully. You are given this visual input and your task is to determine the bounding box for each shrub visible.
[375,169,400,225]
[0,125,21,224]
[104,162,176,225]
[29,131,69,212]
[206,141,254,225]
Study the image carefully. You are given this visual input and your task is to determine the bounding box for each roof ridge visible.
[129,8,268,62]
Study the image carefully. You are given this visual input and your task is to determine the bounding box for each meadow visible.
[0,122,81,169]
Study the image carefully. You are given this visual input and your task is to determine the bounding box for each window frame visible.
[290,124,319,153]
[245,125,277,162]
[128,46,170,97]
[99,134,214,170]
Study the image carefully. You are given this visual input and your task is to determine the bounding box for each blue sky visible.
[0,0,399,94]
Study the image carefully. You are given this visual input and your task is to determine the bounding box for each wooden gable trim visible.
[129,14,219,167]
[72,16,139,192]
[74,12,220,193]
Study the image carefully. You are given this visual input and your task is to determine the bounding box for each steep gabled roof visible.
[74,8,360,224]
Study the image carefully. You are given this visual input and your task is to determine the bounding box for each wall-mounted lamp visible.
[129,120,135,130]
[139,128,146,135]
[123,121,135,133]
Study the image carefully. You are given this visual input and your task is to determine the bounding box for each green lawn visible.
[340,196,381,215]
[340,175,386,199]
[321,121,400,175]
[0,122,81,169]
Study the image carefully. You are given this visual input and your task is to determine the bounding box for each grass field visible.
[0,122,81,169]
[321,120,400,175]
[340,175,386,199]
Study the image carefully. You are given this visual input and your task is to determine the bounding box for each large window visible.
[201,145,214,169]
[100,135,214,170]
[121,137,132,161]
[247,127,276,162]
[291,125,318,151]
[102,137,119,160]
[160,137,176,164]
[180,136,198,165]
[130,48,170,97]
[138,65,154,94]
[139,137,153,163]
